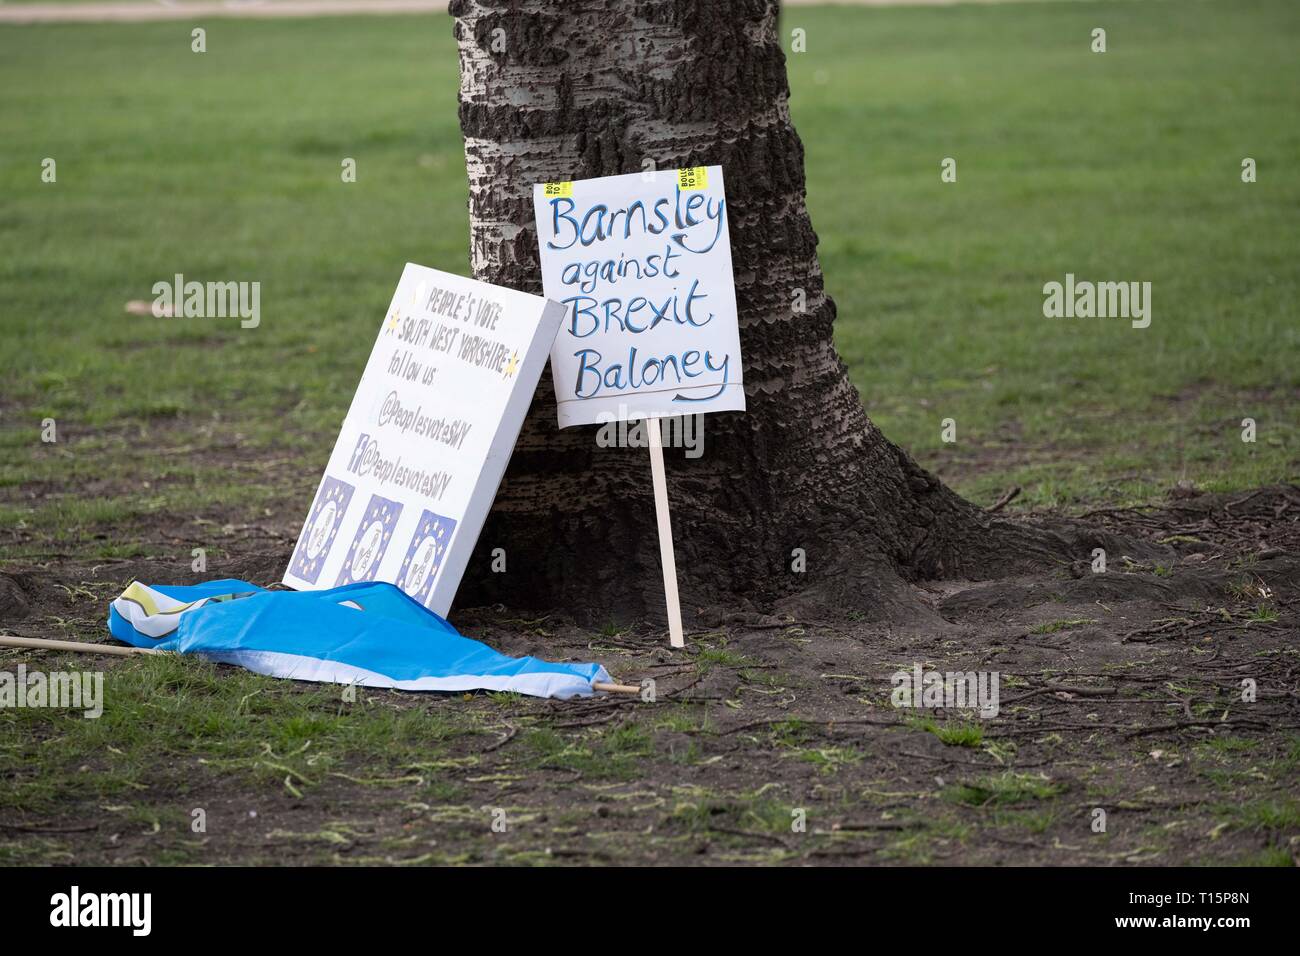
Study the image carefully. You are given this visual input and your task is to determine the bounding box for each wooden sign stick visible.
[645,418,685,649]
[0,635,162,657]
[592,681,641,695]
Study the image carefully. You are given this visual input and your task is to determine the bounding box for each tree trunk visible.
[449,0,1065,620]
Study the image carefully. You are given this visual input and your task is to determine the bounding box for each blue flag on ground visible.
[107,579,611,699]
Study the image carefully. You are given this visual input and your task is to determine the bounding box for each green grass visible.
[670,792,801,840]
[0,653,472,812]
[0,14,470,554]
[520,721,654,780]
[1237,847,1295,867]
[907,714,985,747]
[788,0,1300,506]
[0,1,1297,557]
[943,771,1066,807]
[1224,798,1300,833]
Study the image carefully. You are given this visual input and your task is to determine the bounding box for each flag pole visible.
[592,682,641,695]
[646,418,685,648]
[0,635,161,656]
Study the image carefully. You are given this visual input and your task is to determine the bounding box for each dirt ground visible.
[1,482,1297,865]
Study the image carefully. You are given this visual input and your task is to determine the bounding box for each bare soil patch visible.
[1,486,1297,865]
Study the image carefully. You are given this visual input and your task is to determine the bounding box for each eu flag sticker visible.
[335,494,403,587]
[396,510,458,606]
[289,476,355,584]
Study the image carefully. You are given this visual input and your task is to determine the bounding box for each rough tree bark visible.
[449,0,1073,619]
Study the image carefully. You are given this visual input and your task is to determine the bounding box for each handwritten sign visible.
[532,166,745,428]
[283,263,563,616]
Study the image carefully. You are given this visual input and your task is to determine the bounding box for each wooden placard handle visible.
[646,419,685,648]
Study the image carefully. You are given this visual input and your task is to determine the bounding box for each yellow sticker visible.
[542,181,573,198]
[677,166,708,191]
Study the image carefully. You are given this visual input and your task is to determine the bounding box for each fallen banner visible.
[106,579,613,699]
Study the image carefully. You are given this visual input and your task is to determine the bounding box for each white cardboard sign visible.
[283,263,563,617]
[532,166,745,428]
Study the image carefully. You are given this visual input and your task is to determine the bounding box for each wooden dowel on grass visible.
[592,681,641,695]
[0,635,162,657]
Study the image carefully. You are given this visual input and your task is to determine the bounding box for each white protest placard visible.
[532,167,745,648]
[532,166,744,427]
[283,263,563,617]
